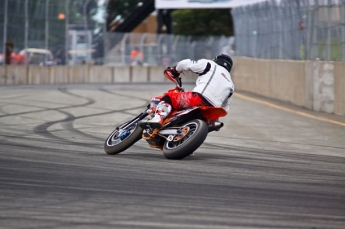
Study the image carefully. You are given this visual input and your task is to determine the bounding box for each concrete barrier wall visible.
[0,60,344,116]
[89,66,113,83]
[0,65,193,85]
[51,66,69,84]
[232,57,345,116]
[334,63,345,116]
[231,57,306,106]
[3,66,28,85]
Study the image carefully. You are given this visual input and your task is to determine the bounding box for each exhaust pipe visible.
[208,121,224,132]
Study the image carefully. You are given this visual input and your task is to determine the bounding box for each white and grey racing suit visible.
[176,58,235,113]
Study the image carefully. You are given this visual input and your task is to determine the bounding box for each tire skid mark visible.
[33,107,147,141]
[98,86,150,102]
[0,87,110,119]
[32,109,93,145]
[31,86,96,145]
[53,86,149,145]
[1,86,148,145]
[59,109,143,141]
[0,141,99,154]
[32,87,148,148]
[1,137,147,155]
[2,137,147,157]
[1,86,148,153]
[0,99,145,147]
[58,87,97,106]
[7,104,145,145]
[0,104,9,116]
[0,134,94,146]
[0,88,95,118]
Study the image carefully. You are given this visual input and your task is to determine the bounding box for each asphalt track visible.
[0,83,344,229]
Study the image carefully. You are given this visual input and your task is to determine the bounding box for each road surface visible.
[0,83,344,229]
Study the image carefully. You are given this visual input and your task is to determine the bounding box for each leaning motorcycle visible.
[104,68,227,160]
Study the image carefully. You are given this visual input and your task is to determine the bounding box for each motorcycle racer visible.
[139,54,235,129]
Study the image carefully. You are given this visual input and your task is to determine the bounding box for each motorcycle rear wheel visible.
[163,119,208,160]
[104,122,143,155]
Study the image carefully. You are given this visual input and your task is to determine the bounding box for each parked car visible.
[18,48,54,66]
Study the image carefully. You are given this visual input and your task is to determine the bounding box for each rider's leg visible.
[141,101,172,129]
[139,92,208,129]
[166,91,211,109]
[147,96,162,114]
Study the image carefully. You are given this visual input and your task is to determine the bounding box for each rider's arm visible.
[221,90,234,113]
[176,59,209,74]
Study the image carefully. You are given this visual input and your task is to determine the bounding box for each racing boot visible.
[139,101,172,129]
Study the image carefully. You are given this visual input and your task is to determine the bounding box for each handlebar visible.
[175,77,183,88]
[164,67,183,89]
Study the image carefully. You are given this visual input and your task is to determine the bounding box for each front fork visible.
[118,105,150,131]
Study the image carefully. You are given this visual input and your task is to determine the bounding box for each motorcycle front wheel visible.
[104,121,143,155]
[163,119,208,160]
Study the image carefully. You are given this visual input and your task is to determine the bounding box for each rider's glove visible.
[171,66,180,78]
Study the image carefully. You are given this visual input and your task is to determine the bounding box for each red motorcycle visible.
[104,68,227,160]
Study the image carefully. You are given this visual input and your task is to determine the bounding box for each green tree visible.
[172,9,234,36]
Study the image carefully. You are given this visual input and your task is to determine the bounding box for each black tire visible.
[163,119,208,160]
[104,122,143,155]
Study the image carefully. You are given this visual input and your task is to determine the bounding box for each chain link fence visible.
[0,0,234,66]
[103,32,235,66]
[232,0,345,61]
[0,0,102,65]
[2,0,344,66]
